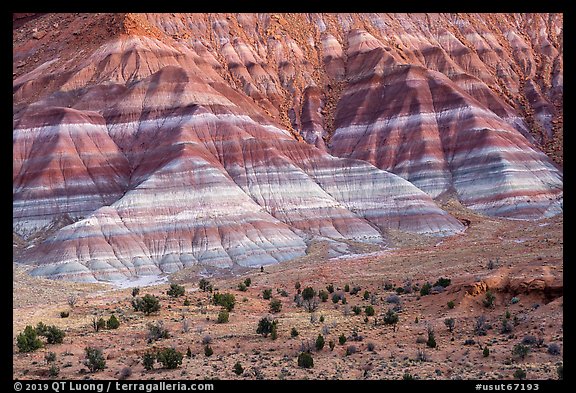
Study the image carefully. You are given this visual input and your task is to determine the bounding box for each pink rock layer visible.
[13,13,562,281]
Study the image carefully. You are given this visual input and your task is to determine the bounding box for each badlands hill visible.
[13,13,562,282]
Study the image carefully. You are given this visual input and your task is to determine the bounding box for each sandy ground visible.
[13,202,563,380]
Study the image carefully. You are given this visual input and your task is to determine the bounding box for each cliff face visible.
[13,13,562,281]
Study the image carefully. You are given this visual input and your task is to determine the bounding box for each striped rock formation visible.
[13,13,562,281]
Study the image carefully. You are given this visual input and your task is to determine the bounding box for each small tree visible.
[142,351,156,371]
[199,278,212,292]
[271,323,278,340]
[256,316,277,338]
[475,315,489,336]
[106,315,120,330]
[315,334,325,351]
[262,289,273,300]
[204,345,213,357]
[269,298,282,313]
[217,309,230,323]
[167,283,186,298]
[131,287,140,297]
[16,326,42,352]
[444,318,455,333]
[233,361,244,375]
[84,347,106,372]
[426,325,437,348]
[339,333,347,345]
[295,281,301,290]
[297,352,314,368]
[344,284,350,292]
[186,347,192,358]
[303,297,319,312]
[132,294,161,315]
[365,305,375,316]
[92,317,106,332]
[291,327,299,338]
[483,346,490,357]
[329,340,335,351]
[156,348,183,369]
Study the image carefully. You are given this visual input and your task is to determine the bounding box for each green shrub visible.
[132,294,161,315]
[297,352,314,368]
[420,283,432,296]
[483,346,490,357]
[329,341,335,351]
[237,282,247,292]
[383,309,399,326]
[167,283,185,298]
[60,311,69,318]
[557,365,563,380]
[45,351,57,363]
[48,364,59,377]
[84,347,106,372]
[43,325,65,344]
[106,315,120,330]
[183,299,190,306]
[365,305,375,316]
[363,291,370,300]
[426,330,437,348]
[213,292,236,311]
[156,348,183,369]
[332,293,340,303]
[403,373,415,380]
[269,299,282,313]
[434,277,451,288]
[92,317,106,332]
[318,290,329,302]
[295,282,301,290]
[233,361,244,375]
[217,309,230,323]
[271,324,278,340]
[326,284,334,293]
[483,291,496,308]
[444,318,455,333]
[342,297,347,305]
[511,297,520,304]
[302,287,316,301]
[344,284,350,292]
[315,334,325,351]
[199,278,212,292]
[244,278,252,287]
[447,300,455,309]
[262,289,273,300]
[350,286,361,295]
[147,321,169,342]
[186,347,192,358]
[395,287,405,294]
[512,344,530,360]
[142,351,156,371]
[352,306,362,315]
[513,368,526,380]
[131,287,140,297]
[290,327,299,338]
[256,316,277,338]
[204,345,213,357]
[339,333,347,345]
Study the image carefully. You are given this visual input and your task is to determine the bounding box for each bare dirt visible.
[13,201,563,380]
